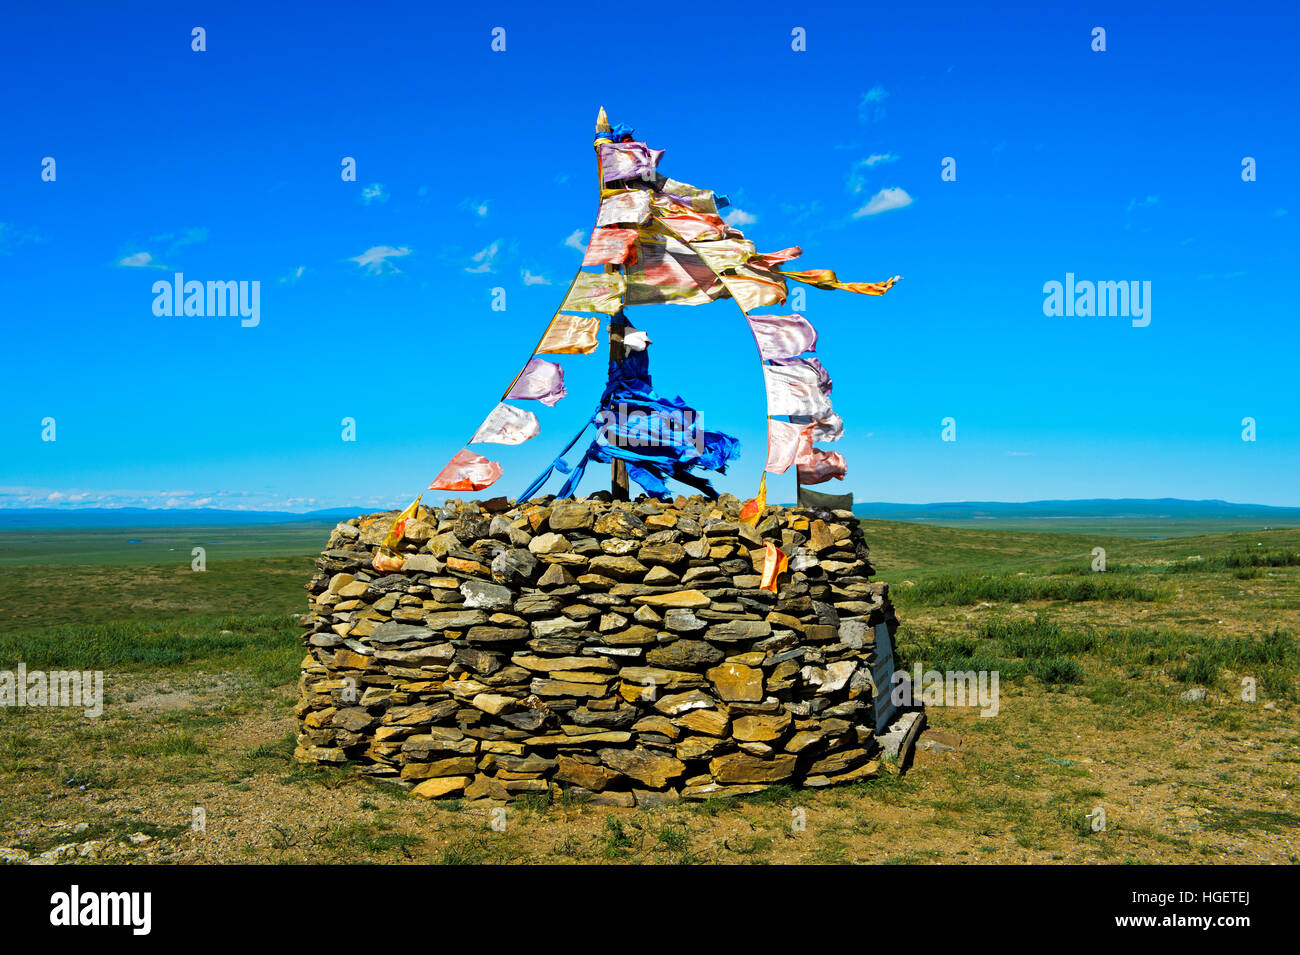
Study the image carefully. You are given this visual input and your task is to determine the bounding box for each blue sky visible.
[2,1,1296,511]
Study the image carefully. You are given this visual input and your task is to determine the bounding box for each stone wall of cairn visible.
[295,494,900,806]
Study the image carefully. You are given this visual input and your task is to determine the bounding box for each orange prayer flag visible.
[760,541,789,593]
[429,449,503,492]
[739,472,767,526]
[780,269,901,297]
[381,494,422,551]
[371,550,406,574]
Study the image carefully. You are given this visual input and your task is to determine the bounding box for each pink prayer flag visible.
[765,418,814,474]
[797,449,848,485]
[507,358,567,407]
[753,246,802,270]
[746,314,818,360]
[429,449,504,492]
[582,227,639,267]
[471,402,541,446]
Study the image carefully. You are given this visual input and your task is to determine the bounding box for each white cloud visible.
[280,265,306,284]
[521,269,551,286]
[465,241,500,274]
[563,229,586,251]
[118,251,167,269]
[848,155,899,194]
[350,245,411,274]
[460,197,489,217]
[864,153,898,167]
[853,187,913,218]
[361,183,389,205]
[724,208,757,227]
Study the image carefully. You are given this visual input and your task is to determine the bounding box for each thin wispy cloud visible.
[853,187,913,218]
[461,198,490,217]
[280,265,306,284]
[847,154,900,194]
[563,229,586,251]
[350,245,411,274]
[521,269,551,286]
[465,241,500,274]
[361,183,389,205]
[1126,195,1160,213]
[858,85,889,123]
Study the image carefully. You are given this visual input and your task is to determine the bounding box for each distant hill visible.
[849,498,1300,537]
[0,507,365,529]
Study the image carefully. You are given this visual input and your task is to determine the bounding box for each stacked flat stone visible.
[294,494,900,806]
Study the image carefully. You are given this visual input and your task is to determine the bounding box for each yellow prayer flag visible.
[739,472,767,526]
[381,494,422,551]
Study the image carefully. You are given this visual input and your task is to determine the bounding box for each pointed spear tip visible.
[595,106,611,132]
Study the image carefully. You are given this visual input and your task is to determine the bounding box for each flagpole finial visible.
[595,106,611,133]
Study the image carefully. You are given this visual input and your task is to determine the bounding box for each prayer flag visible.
[746,313,818,360]
[471,402,541,445]
[560,271,624,314]
[797,448,848,484]
[739,472,767,526]
[781,269,901,297]
[537,313,600,355]
[380,495,422,551]
[760,541,789,594]
[429,449,503,492]
[598,141,664,183]
[763,363,832,418]
[765,418,814,473]
[506,358,567,406]
[596,190,653,228]
[582,227,639,267]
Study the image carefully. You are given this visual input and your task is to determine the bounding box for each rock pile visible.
[295,494,902,805]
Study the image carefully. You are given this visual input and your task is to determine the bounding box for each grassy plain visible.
[0,519,1296,864]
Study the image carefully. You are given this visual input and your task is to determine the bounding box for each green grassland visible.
[0,517,1296,865]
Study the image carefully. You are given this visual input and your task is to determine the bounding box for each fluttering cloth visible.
[595,190,653,228]
[765,418,814,474]
[719,263,787,313]
[790,411,844,442]
[598,141,664,183]
[768,356,831,394]
[780,269,900,296]
[506,358,567,406]
[560,271,625,314]
[797,448,848,484]
[625,233,725,306]
[760,542,789,593]
[471,402,541,445]
[537,313,600,355]
[746,313,818,360]
[429,449,504,492]
[763,362,832,418]
[582,227,639,267]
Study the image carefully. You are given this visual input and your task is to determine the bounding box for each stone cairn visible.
[295,494,901,806]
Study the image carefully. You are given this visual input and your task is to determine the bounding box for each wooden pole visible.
[595,107,630,501]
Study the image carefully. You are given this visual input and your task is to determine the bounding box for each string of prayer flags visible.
[780,269,901,297]
[746,313,818,360]
[760,541,789,593]
[797,448,848,485]
[739,472,768,526]
[560,271,625,314]
[471,402,542,445]
[536,313,600,355]
[506,358,568,406]
[429,449,504,492]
